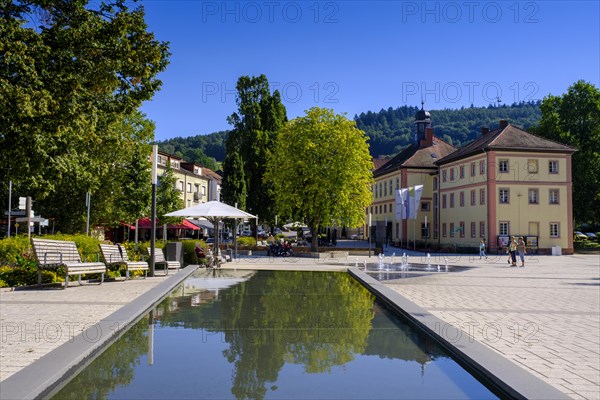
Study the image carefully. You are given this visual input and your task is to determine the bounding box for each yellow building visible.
[369,108,456,246]
[370,111,576,254]
[436,121,576,254]
[157,151,221,207]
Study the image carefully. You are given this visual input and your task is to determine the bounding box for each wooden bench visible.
[146,247,180,275]
[31,238,107,288]
[99,244,148,279]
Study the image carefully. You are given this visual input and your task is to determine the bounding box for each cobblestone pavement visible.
[0,276,169,382]
[1,253,598,400]
[376,254,600,400]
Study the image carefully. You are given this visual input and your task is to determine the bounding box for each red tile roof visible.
[375,136,456,177]
[436,124,576,165]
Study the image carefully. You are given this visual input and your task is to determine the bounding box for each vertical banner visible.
[395,189,404,220]
[397,188,409,220]
[151,145,158,185]
[410,185,423,219]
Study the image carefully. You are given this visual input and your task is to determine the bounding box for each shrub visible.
[0,265,59,287]
[51,234,103,262]
[184,240,215,265]
[119,241,146,262]
[0,236,31,265]
[237,236,256,247]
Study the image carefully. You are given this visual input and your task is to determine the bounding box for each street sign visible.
[15,217,46,223]
[18,197,26,210]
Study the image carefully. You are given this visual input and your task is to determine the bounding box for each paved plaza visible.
[374,252,600,400]
[0,251,598,399]
[0,275,172,382]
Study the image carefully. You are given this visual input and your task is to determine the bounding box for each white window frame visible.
[528,188,539,204]
[499,221,509,236]
[549,189,559,205]
[499,188,510,204]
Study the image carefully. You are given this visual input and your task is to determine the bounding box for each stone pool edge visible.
[347,267,569,400]
[0,265,198,400]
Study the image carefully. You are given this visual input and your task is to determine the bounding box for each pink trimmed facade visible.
[368,115,576,255]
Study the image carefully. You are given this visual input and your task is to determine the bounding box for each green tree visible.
[265,107,374,251]
[534,80,600,224]
[225,75,287,229]
[156,162,183,227]
[221,133,246,210]
[0,0,169,232]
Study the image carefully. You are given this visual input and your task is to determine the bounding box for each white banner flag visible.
[395,189,404,220]
[409,185,423,219]
[396,188,409,220]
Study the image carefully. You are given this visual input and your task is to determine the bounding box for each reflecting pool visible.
[53,270,496,399]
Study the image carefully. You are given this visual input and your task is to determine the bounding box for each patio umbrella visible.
[165,201,257,258]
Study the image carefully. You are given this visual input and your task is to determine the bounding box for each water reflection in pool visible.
[53,269,496,399]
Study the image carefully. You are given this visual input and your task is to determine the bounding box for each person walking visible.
[507,236,518,267]
[517,237,527,267]
[479,238,488,259]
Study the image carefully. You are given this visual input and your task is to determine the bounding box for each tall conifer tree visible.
[224,75,287,230]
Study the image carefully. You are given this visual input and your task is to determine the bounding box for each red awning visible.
[181,219,200,230]
[129,218,199,230]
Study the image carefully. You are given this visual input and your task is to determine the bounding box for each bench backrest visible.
[31,238,82,266]
[146,247,166,262]
[117,244,132,261]
[99,244,124,264]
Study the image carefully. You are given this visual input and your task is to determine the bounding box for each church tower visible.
[414,101,431,143]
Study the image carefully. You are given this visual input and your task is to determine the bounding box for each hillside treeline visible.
[158,101,541,163]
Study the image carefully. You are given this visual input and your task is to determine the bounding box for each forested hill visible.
[157,101,541,164]
[355,101,541,157]
[157,130,228,171]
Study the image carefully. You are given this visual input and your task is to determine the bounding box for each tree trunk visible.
[310,225,318,253]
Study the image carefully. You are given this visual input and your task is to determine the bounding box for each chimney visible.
[499,119,509,129]
[481,127,489,135]
[420,127,434,147]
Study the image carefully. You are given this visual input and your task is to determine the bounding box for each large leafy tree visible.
[265,107,374,251]
[225,75,287,229]
[220,133,246,210]
[38,111,155,232]
[0,0,169,232]
[533,80,600,225]
[98,111,154,226]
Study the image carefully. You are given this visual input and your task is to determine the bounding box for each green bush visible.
[0,235,31,265]
[237,236,256,247]
[182,240,208,265]
[0,279,8,288]
[51,233,103,262]
[0,265,59,287]
[119,241,147,262]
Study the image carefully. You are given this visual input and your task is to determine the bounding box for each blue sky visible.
[138,1,600,141]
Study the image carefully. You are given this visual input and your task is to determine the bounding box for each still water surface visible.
[53,270,496,399]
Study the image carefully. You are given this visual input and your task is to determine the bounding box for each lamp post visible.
[85,192,91,236]
[368,212,372,258]
[517,192,523,236]
[150,145,158,277]
[7,181,11,238]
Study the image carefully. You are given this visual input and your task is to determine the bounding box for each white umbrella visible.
[165,201,257,256]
